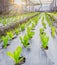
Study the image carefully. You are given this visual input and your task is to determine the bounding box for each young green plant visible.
[42,16,46,29]
[7,46,24,65]
[40,28,49,49]
[15,28,19,35]
[51,26,56,37]
[20,34,29,48]
[7,31,14,40]
[45,13,52,27]
[2,36,9,48]
[26,27,35,39]
[20,23,25,31]
[40,28,44,34]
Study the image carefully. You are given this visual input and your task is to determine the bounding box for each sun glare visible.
[14,0,22,5]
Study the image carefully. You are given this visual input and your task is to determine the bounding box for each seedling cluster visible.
[42,16,46,29]
[0,12,56,65]
[2,36,9,48]
[40,28,49,49]
[20,15,39,48]
[51,26,56,37]
[7,46,25,65]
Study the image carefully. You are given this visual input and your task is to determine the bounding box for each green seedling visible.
[41,35,49,49]
[45,13,52,27]
[42,21,46,29]
[40,28,49,49]
[27,27,35,39]
[31,22,35,29]
[15,29,19,35]
[7,46,24,65]
[40,28,44,34]
[3,18,7,26]
[33,16,38,25]
[7,31,14,40]
[26,19,31,26]
[42,16,46,28]
[20,24,25,31]
[2,36,9,48]
[34,18,38,24]
[51,26,56,37]
[20,34,29,48]
[27,26,32,31]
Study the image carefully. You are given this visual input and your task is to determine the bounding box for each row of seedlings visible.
[40,28,49,50]
[45,13,56,38]
[0,12,37,26]
[0,14,40,65]
[42,16,46,29]
[40,14,49,50]
[1,14,40,49]
[20,15,40,49]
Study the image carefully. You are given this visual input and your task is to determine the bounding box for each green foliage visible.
[20,34,29,48]
[2,36,9,48]
[15,29,19,35]
[51,26,56,37]
[27,26,32,31]
[40,28,44,34]
[42,16,46,28]
[7,46,23,64]
[7,31,14,40]
[41,35,49,49]
[0,12,37,25]
[20,23,25,31]
[3,18,7,26]
[33,16,38,25]
[26,27,35,39]
[42,21,46,29]
[26,19,32,26]
[45,13,52,27]
[31,22,35,29]
[40,28,49,49]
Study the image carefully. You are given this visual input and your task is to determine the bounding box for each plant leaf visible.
[7,52,14,61]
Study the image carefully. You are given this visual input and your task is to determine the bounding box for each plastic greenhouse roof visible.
[30,0,53,4]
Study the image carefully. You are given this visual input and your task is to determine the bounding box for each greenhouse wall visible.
[0,0,11,14]
[50,0,57,11]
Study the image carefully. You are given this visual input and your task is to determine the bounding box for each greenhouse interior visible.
[0,0,57,65]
